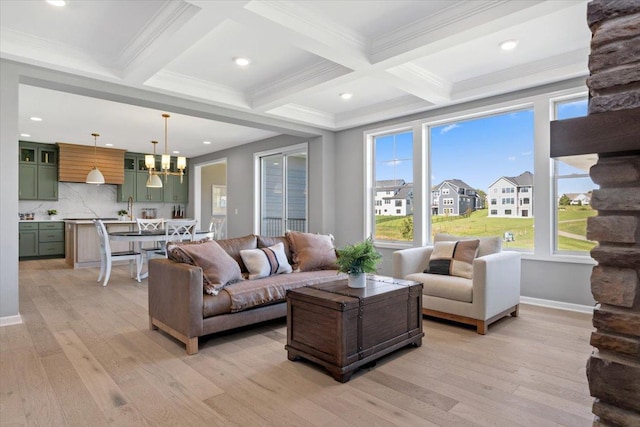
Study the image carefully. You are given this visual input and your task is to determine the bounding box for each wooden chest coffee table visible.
[285,275,423,382]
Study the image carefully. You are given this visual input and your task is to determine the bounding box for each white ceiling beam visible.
[382,64,452,104]
[119,1,247,85]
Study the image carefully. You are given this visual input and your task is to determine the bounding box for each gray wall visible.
[0,62,20,321]
[200,162,227,231]
[0,59,594,323]
[189,133,335,239]
[333,79,595,308]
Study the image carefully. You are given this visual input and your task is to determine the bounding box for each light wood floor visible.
[2,259,595,426]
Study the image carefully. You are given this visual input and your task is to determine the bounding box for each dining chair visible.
[136,218,166,271]
[157,219,197,257]
[208,216,226,240]
[93,219,142,286]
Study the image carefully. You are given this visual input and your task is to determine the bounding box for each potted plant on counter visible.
[118,209,129,221]
[336,237,382,288]
[47,209,58,220]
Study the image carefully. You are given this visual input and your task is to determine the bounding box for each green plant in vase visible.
[336,237,382,288]
[118,209,129,220]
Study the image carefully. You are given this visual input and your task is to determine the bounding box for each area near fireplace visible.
[550,1,640,425]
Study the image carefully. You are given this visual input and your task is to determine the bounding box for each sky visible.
[375,99,594,194]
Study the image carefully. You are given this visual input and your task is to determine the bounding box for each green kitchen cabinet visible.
[19,221,65,259]
[19,223,39,258]
[37,165,58,200]
[19,141,58,200]
[117,155,137,202]
[163,174,188,203]
[136,170,164,201]
[19,163,38,200]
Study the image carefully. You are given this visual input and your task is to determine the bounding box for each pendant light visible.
[85,133,105,184]
[145,140,163,188]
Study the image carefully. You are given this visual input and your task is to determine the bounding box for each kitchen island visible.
[64,219,136,268]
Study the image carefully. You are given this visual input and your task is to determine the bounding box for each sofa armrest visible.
[472,251,521,319]
[393,246,433,279]
[149,258,204,338]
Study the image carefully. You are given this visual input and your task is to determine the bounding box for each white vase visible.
[49,215,56,220]
[119,215,127,221]
[348,273,366,288]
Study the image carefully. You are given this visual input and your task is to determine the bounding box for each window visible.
[553,97,597,254]
[505,209,512,215]
[255,144,307,236]
[443,198,454,205]
[442,188,450,195]
[371,130,413,242]
[430,108,534,250]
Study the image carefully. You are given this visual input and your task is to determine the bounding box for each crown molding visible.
[335,95,433,130]
[145,70,248,108]
[266,103,335,129]
[371,1,510,62]
[116,1,200,72]
[249,60,351,110]
[245,0,368,54]
[452,48,589,100]
[0,28,115,78]
[384,63,452,103]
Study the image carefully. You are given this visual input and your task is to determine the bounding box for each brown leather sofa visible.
[148,234,342,354]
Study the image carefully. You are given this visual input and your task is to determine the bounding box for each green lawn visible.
[375,205,597,252]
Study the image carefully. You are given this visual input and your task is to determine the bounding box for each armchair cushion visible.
[405,272,472,302]
[427,239,479,279]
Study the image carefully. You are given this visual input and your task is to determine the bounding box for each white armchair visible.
[393,234,521,334]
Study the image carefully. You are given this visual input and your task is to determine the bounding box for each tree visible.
[559,194,571,206]
[476,189,487,208]
[401,215,413,239]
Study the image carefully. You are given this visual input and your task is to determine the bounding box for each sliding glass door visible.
[258,146,307,236]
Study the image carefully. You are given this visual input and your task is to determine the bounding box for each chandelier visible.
[145,113,186,188]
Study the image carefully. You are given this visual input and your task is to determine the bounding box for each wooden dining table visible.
[108,229,214,279]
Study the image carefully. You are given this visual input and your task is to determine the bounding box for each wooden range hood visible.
[57,142,126,184]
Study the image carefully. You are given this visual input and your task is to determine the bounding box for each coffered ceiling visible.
[1,0,591,156]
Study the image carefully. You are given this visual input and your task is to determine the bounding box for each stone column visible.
[584,1,640,426]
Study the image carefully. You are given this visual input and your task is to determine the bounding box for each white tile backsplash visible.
[18,182,185,220]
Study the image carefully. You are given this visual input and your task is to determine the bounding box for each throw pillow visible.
[257,235,294,265]
[287,231,338,272]
[426,239,480,279]
[240,242,293,279]
[215,235,258,274]
[434,233,502,258]
[168,239,242,295]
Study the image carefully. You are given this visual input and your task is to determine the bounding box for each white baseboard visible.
[520,296,594,314]
[0,314,23,327]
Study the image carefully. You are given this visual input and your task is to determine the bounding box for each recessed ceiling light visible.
[30,117,42,121]
[203,141,212,145]
[105,143,114,147]
[172,150,180,154]
[499,39,519,51]
[340,93,353,100]
[20,133,31,137]
[234,57,251,67]
[47,0,66,6]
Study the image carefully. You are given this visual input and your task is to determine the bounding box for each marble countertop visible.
[64,219,137,224]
